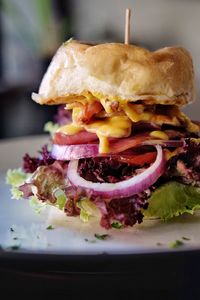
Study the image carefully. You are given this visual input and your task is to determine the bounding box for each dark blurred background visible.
[0,0,199,139]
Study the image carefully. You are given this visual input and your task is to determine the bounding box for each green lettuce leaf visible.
[29,190,66,214]
[111,221,123,229]
[29,195,47,214]
[6,168,29,187]
[54,188,67,210]
[43,121,59,136]
[31,164,65,202]
[6,169,31,200]
[6,167,67,214]
[77,198,100,223]
[10,186,24,200]
[144,181,200,220]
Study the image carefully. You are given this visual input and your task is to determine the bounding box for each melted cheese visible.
[179,112,199,133]
[72,107,82,123]
[64,92,199,133]
[150,131,169,140]
[57,115,131,153]
[65,94,199,133]
[85,115,132,153]
[85,115,131,138]
[122,103,141,122]
[92,91,136,105]
[164,149,179,160]
[100,98,113,114]
[122,103,181,126]
[57,95,199,154]
[57,123,83,135]
[57,106,84,135]
[97,134,110,153]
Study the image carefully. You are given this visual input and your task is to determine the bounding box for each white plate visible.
[1,135,200,255]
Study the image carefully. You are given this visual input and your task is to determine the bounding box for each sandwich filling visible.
[54,93,199,153]
[7,97,200,229]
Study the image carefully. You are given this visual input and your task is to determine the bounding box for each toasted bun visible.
[32,40,195,106]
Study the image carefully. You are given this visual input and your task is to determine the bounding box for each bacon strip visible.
[80,101,103,123]
[109,134,150,153]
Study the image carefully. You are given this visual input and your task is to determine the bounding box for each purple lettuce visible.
[94,191,149,229]
[166,138,200,186]
[23,145,55,173]
[78,157,141,183]
[20,161,66,203]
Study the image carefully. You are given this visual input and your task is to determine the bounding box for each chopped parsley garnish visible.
[8,245,20,251]
[46,225,54,230]
[13,237,18,240]
[169,240,184,249]
[84,238,96,243]
[94,233,109,240]
[111,222,123,229]
[156,242,163,246]
[10,227,14,232]
[182,236,190,241]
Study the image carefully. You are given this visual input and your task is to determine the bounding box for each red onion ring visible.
[143,139,185,148]
[51,144,99,160]
[52,138,184,161]
[67,145,165,199]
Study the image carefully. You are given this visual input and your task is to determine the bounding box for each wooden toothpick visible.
[124,8,131,44]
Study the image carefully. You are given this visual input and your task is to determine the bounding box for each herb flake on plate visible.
[156,242,163,246]
[84,238,96,243]
[169,239,184,249]
[7,245,21,251]
[94,233,109,240]
[182,236,190,241]
[111,222,123,229]
[46,225,54,230]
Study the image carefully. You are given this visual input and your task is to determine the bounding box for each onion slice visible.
[51,133,150,161]
[67,145,165,199]
[51,138,183,161]
[51,144,99,160]
[143,139,185,148]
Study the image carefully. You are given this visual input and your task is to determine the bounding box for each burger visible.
[7,39,200,229]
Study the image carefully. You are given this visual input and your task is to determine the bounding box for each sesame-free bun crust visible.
[32,40,195,106]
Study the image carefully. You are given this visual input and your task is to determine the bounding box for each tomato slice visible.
[114,151,157,166]
[53,131,98,145]
[54,132,150,150]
